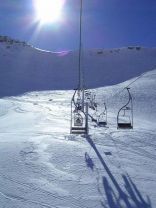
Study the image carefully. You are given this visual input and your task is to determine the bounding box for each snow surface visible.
[0,66,156,207]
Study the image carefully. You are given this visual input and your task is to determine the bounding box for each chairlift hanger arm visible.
[104,102,107,112]
[118,88,132,113]
[127,87,132,101]
[72,89,78,106]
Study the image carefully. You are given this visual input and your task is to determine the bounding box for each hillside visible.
[0,36,156,208]
[0,67,156,207]
[0,36,156,96]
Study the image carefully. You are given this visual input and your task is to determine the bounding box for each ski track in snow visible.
[0,70,156,208]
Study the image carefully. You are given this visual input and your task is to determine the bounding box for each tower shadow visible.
[86,136,152,208]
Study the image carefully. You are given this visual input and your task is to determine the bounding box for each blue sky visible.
[0,0,156,51]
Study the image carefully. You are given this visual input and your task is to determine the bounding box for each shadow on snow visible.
[85,136,152,208]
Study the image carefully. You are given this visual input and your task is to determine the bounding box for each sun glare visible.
[35,0,65,24]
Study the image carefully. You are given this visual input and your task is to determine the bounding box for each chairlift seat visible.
[117,123,133,129]
[90,106,96,110]
[98,121,107,126]
[92,118,97,122]
[123,107,130,110]
[71,127,88,134]
[87,97,91,100]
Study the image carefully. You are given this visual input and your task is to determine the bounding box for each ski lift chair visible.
[117,88,133,129]
[85,91,97,111]
[97,113,107,126]
[90,94,97,110]
[97,103,107,126]
[70,90,88,134]
[71,109,88,134]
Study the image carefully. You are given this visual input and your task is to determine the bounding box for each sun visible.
[34,0,65,24]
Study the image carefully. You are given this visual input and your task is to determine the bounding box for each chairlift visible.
[90,94,97,110]
[117,87,133,129]
[70,89,88,134]
[85,90,96,109]
[97,103,107,126]
[86,95,98,123]
[89,102,107,126]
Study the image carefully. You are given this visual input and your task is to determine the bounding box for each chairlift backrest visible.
[74,112,83,126]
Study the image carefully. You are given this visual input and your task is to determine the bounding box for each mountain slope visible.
[95,68,156,125]
[0,36,156,96]
[0,68,156,208]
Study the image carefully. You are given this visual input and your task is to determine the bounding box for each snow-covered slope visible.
[0,35,156,96]
[0,67,156,207]
[95,69,156,125]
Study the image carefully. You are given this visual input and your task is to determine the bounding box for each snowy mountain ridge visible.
[0,35,31,47]
[0,36,156,97]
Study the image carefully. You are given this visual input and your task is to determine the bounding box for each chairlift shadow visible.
[85,152,94,171]
[85,136,152,208]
